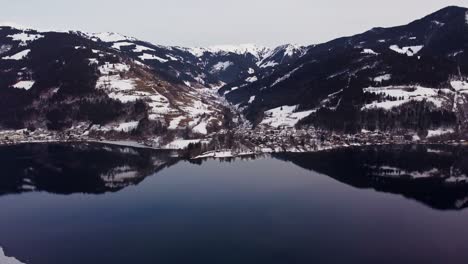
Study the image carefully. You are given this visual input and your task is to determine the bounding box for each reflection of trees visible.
[274,145,468,210]
[0,143,179,195]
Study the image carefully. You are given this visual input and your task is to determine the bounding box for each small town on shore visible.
[0,124,466,159]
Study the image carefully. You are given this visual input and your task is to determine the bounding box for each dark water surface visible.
[1,143,468,264]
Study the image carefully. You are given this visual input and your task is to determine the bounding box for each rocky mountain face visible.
[1,6,467,140]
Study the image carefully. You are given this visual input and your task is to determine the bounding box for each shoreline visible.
[1,138,464,161]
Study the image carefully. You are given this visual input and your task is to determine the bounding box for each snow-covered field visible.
[260,105,315,128]
[362,86,449,110]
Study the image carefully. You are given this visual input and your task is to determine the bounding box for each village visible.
[0,124,465,158]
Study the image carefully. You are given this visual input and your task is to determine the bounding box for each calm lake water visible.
[1,143,468,264]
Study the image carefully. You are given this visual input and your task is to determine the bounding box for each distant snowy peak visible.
[258,44,307,68]
[80,32,137,43]
[187,44,271,59]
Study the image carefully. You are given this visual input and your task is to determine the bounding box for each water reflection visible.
[1,143,468,210]
[0,143,178,195]
[275,145,468,210]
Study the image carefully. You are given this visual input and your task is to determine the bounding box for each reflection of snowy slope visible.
[0,247,25,264]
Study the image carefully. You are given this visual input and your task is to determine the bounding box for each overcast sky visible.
[1,0,468,47]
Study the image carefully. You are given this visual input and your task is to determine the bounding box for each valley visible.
[0,6,468,155]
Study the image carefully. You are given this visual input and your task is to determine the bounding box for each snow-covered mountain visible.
[224,6,468,134]
[0,26,237,140]
[1,5,467,139]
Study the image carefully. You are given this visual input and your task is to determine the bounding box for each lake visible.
[1,143,468,264]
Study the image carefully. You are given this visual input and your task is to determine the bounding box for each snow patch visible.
[374,74,391,83]
[427,128,454,138]
[87,32,134,42]
[98,62,130,75]
[164,139,206,149]
[210,61,233,73]
[168,116,185,130]
[114,121,139,132]
[111,42,134,50]
[451,81,468,91]
[139,54,168,62]
[362,49,379,55]
[8,32,43,46]
[193,120,208,134]
[261,105,315,128]
[245,76,258,83]
[2,49,30,60]
[271,66,302,87]
[188,44,270,60]
[389,45,423,57]
[12,80,35,90]
[362,86,444,110]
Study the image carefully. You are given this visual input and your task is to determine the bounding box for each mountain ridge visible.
[0,5,467,148]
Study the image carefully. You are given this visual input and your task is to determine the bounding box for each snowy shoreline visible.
[0,138,466,161]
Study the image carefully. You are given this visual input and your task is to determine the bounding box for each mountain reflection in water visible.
[275,144,468,210]
[1,143,467,210]
[0,143,178,195]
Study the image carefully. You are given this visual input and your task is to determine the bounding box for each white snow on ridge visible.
[283,44,305,57]
[210,61,233,73]
[374,74,391,83]
[12,80,35,90]
[112,42,156,53]
[133,45,155,53]
[0,247,25,264]
[2,49,30,60]
[87,32,135,43]
[223,86,239,95]
[187,44,271,60]
[389,45,423,57]
[362,49,379,55]
[245,76,258,83]
[261,105,315,128]
[7,32,44,46]
[271,66,302,87]
[112,42,134,50]
[248,96,256,104]
[139,54,168,63]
